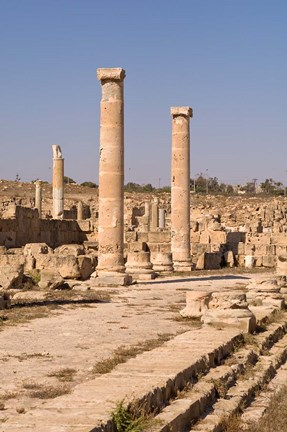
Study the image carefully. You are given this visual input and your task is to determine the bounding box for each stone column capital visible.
[97,68,126,81]
[171,107,193,118]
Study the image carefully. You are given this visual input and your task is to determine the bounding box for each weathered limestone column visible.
[171,107,193,271]
[142,201,150,232]
[151,197,159,231]
[159,208,166,229]
[77,201,84,220]
[52,145,64,219]
[35,180,42,218]
[96,68,131,284]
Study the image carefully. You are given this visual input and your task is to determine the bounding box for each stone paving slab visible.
[1,327,240,432]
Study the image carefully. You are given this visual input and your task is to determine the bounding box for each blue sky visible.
[1,0,286,186]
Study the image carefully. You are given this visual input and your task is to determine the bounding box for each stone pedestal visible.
[151,252,174,274]
[52,145,64,219]
[171,107,193,272]
[96,68,130,285]
[125,242,155,280]
[202,291,256,333]
[35,180,42,218]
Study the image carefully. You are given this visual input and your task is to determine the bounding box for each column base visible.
[173,261,193,273]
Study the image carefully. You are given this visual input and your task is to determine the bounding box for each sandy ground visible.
[0,270,271,425]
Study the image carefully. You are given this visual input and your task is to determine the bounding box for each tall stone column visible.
[52,145,64,219]
[35,180,42,218]
[96,68,130,284]
[171,107,193,271]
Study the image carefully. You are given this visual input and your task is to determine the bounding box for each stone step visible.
[149,319,287,432]
[1,328,242,432]
[190,332,287,431]
[240,361,287,427]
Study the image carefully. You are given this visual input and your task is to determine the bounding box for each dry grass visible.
[171,315,202,328]
[221,414,243,432]
[222,385,287,432]
[0,391,19,401]
[23,381,71,399]
[93,333,174,375]
[48,367,77,382]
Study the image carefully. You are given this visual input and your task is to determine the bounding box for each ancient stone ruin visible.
[1,67,287,431]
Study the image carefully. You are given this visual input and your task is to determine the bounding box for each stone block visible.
[38,269,65,290]
[202,309,256,333]
[91,274,132,287]
[125,231,137,243]
[78,256,94,280]
[245,243,255,255]
[262,255,275,268]
[190,232,200,243]
[272,234,287,246]
[76,220,91,233]
[0,264,24,289]
[23,243,52,257]
[54,244,85,256]
[199,231,210,243]
[209,231,226,244]
[191,243,211,256]
[255,256,263,267]
[148,232,171,243]
[137,232,148,243]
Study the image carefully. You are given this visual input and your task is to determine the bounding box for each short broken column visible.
[125,242,156,280]
[52,145,64,219]
[77,201,84,220]
[159,208,166,229]
[151,197,159,231]
[142,201,150,232]
[35,180,42,218]
[171,107,193,272]
[95,68,131,285]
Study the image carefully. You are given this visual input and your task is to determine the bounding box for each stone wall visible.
[0,206,90,248]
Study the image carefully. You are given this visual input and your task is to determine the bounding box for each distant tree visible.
[156,186,171,193]
[240,182,256,194]
[63,176,76,184]
[225,184,234,194]
[190,175,234,195]
[260,178,284,195]
[124,182,155,192]
[15,173,21,182]
[80,181,97,188]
